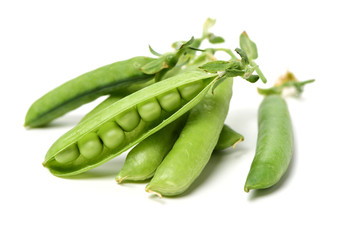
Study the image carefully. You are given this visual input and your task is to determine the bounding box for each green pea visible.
[157,89,182,112]
[98,122,125,149]
[137,98,162,122]
[178,81,203,101]
[244,95,293,192]
[43,71,217,176]
[146,77,233,197]
[115,108,141,132]
[24,56,155,128]
[54,144,79,164]
[78,132,103,159]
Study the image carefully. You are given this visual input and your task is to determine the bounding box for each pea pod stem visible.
[250,61,267,83]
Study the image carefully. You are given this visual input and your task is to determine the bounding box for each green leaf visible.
[208,34,225,44]
[239,31,258,60]
[149,45,162,56]
[245,75,260,83]
[235,48,249,66]
[199,61,231,73]
[171,41,183,49]
[171,36,194,51]
[224,69,245,77]
[226,60,243,70]
[177,36,194,50]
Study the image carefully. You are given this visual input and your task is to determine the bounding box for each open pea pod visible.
[43,71,217,176]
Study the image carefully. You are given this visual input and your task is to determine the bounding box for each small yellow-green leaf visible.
[203,18,216,35]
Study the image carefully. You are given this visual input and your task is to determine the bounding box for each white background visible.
[1,0,342,239]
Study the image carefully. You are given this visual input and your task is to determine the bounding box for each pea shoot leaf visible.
[245,75,260,83]
[235,48,249,66]
[149,45,162,56]
[199,61,231,73]
[208,34,225,44]
[239,31,258,60]
[203,18,216,35]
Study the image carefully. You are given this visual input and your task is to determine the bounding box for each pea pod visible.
[244,73,314,192]
[43,71,218,176]
[25,56,155,128]
[146,77,233,197]
[115,122,242,183]
[244,95,293,192]
[215,125,244,151]
[115,115,188,183]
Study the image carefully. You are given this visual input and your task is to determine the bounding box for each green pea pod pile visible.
[25,19,314,197]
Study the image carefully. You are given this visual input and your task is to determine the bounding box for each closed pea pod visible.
[215,125,244,151]
[146,77,233,197]
[116,122,242,183]
[244,74,314,192]
[115,115,188,183]
[25,56,155,128]
[115,53,240,183]
[43,71,218,176]
[244,95,293,192]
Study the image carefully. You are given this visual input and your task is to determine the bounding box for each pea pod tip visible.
[146,188,162,198]
[232,138,244,149]
[115,175,128,184]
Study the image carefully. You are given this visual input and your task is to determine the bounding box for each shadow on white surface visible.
[176,147,247,197]
[41,114,85,128]
[59,158,125,180]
